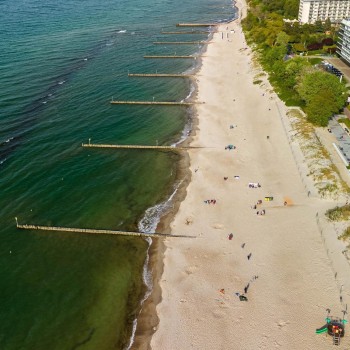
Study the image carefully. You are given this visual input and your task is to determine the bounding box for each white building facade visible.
[337,18,350,64]
[298,0,350,24]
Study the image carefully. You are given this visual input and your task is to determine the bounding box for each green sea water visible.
[0,0,236,348]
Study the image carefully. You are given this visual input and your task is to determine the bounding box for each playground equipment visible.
[316,309,347,346]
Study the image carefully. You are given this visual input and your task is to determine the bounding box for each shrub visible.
[326,47,337,54]
[322,37,334,46]
[339,226,350,240]
[293,43,307,52]
[307,42,323,51]
[326,205,350,221]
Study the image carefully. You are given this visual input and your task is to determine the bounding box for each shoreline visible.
[149,0,349,348]
[130,65,200,350]
[130,3,246,349]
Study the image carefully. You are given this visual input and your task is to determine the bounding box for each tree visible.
[283,0,300,18]
[297,71,348,126]
[314,20,324,32]
[284,57,309,89]
[276,32,290,47]
[305,91,335,126]
[263,45,287,66]
[324,18,332,32]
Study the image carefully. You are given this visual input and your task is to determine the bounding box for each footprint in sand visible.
[277,320,289,328]
[185,266,198,275]
[212,308,228,318]
[185,217,193,225]
[213,223,225,230]
[273,340,282,348]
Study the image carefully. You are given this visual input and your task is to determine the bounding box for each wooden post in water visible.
[16,220,196,239]
[110,100,201,106]
[128,73,194,78]
[176,23,219,27]
[161,31,211,34]
[81,143,203,151]
[143,55,199,59]
[153,41,207,45]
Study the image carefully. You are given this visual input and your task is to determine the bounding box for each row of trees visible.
[242,0,347,126]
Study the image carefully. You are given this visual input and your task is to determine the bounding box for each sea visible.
[0,0,236,349]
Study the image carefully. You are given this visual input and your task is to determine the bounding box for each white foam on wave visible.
[138,182,181,234]
[127,182,183,349]
[4,137,14,143]
[0,158,7,165]
[58,80,65,85]
[174,119,192,147]
[126,236,153,350]
[117,30,127,33]
[181,81,196,103]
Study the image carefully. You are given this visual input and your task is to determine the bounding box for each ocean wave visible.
[181,81,196,103]
[138,182,181,233]
[127,183,183,349]
[174,118,193,146]
[126,237,152,350]
[3,137,14,144]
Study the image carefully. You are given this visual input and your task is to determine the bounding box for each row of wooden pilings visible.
[16,222,195,239]
[17,20,223,238]
[82,143,203,150]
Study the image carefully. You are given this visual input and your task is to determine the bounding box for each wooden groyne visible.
[16,223,195,239]
[153,41,207,45]
[110,100,200,105]
[143,55,199,59]
[161,31,211,34]
[128,73,194,78]
[82,143,202,151]
[176,23,218,27]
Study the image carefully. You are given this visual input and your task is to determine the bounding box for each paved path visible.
[329,116,350,164]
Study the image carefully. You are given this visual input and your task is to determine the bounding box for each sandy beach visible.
[148,1,350,349]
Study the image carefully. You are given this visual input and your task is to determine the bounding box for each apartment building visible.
[298,0,350,24]
[337,18,350,64]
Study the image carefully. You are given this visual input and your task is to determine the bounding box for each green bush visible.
[339,226,350,240]
[326,205,350,221]
[293,43,306,52]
